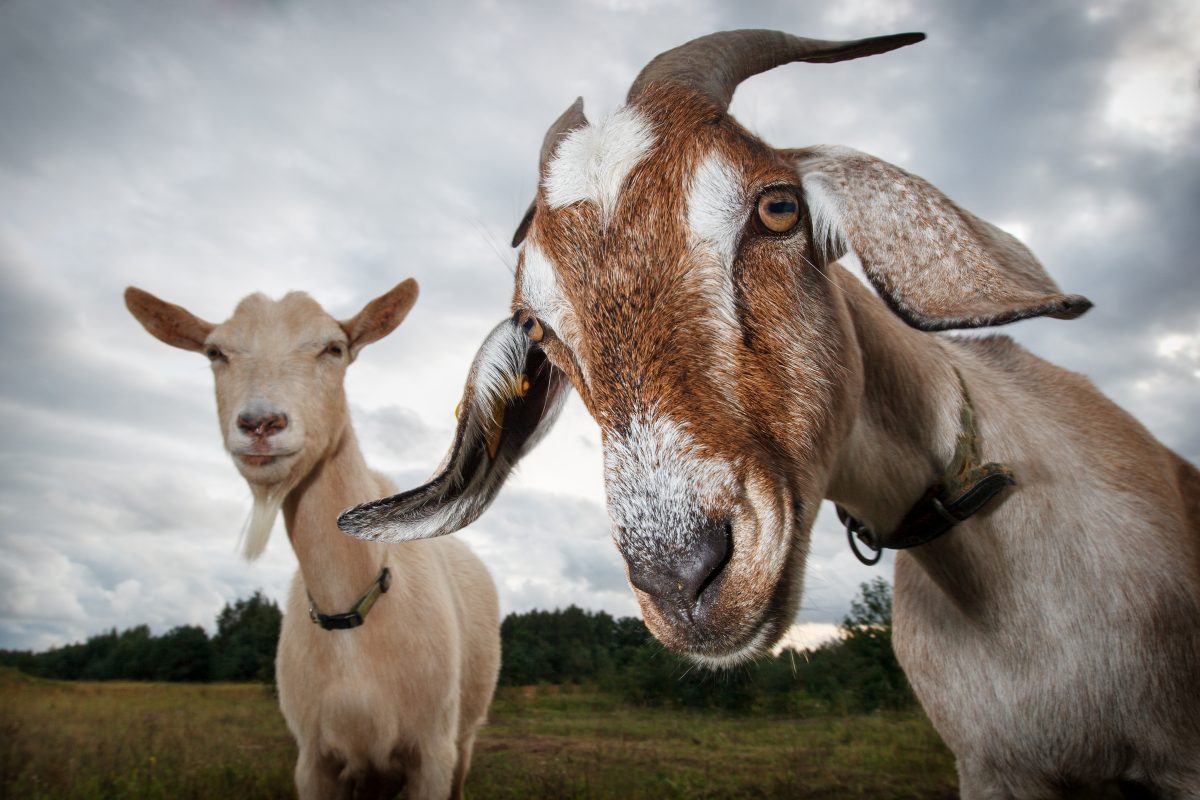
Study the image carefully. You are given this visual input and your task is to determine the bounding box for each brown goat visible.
[339,32,1200,798]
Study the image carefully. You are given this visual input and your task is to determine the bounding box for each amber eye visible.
[756,189,801,234]
[321,342,345,358]
[520,315,544,343]
[205,345,227,363]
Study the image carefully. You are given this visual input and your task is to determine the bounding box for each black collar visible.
[837,370,1015,565]
[308,566,391,631]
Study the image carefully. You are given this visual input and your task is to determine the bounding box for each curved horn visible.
[627,29,925,110]
[512,97,589,247]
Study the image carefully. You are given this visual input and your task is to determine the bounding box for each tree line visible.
[0,579,913,713]
[0,591,281,684]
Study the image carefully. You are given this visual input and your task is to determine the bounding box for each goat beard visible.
[240,484,285,561]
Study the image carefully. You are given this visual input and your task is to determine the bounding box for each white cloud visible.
[773,623,842,653]
[1101,0,1200,149]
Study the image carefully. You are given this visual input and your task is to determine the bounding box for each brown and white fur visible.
[125,281,500,800]
[336,31,1200,798]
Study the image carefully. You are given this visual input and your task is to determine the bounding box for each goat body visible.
[277,436,498,799]
[126,283,500,800]
[833,272,1200,797]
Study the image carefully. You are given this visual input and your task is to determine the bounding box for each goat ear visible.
[788,146,1093,331]
[124,287,215,352]
[337,316,571,542]
[511,200,537,248]
[341,278,419,359]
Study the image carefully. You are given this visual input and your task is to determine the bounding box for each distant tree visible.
[153,625,212,682]
[98,625,157,680]
[499,605,636,686]
[839,576,913,710]
[211,591,281,683]
[844,576,893,631]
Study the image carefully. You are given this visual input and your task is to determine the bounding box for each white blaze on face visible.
[685,150,746,366]
[686,151,747,268]
[543,106,656,222]
[603,413,737,563]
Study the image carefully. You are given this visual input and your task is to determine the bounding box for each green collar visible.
[838,369,1016,565]
[308,566,391,631]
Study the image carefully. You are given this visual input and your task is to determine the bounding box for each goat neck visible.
[826,269,1006,613]
[282,425,388,615]
[826,271,969,522]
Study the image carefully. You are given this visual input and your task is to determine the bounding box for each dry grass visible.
[0,668,957,799]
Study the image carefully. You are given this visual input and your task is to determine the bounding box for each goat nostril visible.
[695,521,734,600]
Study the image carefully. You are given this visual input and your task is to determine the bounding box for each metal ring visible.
[845,516,882,566]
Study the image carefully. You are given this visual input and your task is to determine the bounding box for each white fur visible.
[603,412,736,562]
[684,150,746,361]
[800,172,849,262]
[691,625,774,669]
[518,243,574,346]
[240,485,284,560]
[686,151,747,267]
[544,106,656,221]
[470,320,529,417]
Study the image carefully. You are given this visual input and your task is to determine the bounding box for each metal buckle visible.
[844,514,883,566]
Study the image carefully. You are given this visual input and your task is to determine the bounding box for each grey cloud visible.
[0,0,1195,651]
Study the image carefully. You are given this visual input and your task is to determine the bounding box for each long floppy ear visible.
[789,145,1093,331]
[338,316,571,542]
[124,287,215,351]
[341,278,419,360]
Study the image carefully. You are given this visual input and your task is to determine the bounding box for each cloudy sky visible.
[1,0,1197,652]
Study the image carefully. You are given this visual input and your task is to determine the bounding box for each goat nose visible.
[627,519,732,614]
[237,412,288,438]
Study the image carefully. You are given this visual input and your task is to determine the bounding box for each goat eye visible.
[520,315,544,343]
[756,189,801,233]
[205,346,226,363]
[322,342,344,358]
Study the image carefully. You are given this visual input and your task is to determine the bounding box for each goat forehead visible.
[543,106,657,221]
[218,292,340,347]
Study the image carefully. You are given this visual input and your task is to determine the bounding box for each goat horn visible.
[512,97,590,248]
[626,29,925,110]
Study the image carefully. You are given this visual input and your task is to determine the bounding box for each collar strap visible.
[838,369,1015,566]
[308,566,391,631]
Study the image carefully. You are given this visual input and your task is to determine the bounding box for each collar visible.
[308,566,391,631]
[837,369,1015,565]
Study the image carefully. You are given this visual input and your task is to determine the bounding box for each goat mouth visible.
[236,451,297,467]
[638,564,795,668]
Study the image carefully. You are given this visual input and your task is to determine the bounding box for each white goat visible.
[337,31,1200,799]
[126,281,500,800]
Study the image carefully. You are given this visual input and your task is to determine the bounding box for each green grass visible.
[0,667,958,799]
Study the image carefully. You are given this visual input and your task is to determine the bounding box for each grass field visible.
[0,667,958,799]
